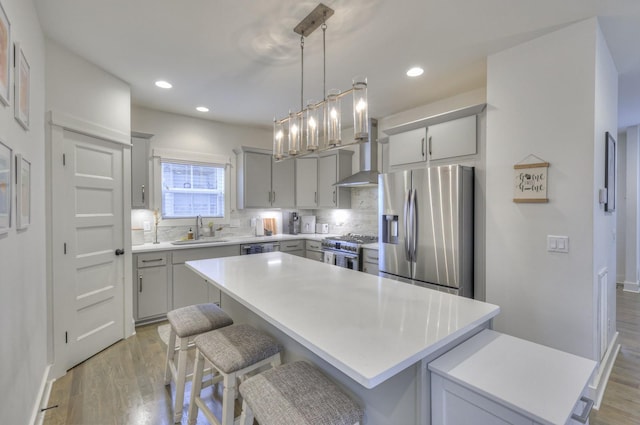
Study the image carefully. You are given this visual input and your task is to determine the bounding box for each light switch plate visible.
[547,235,569,253]
[143,221,151,231]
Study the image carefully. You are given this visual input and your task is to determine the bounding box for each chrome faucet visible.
[195,215,203,240]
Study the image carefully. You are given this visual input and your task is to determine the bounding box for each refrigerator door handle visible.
[404,190,412,261]
[411,189,418,260]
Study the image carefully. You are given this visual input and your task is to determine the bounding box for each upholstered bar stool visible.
[164,303,234,423]
[187,324,282,425]
[238,361,364,425]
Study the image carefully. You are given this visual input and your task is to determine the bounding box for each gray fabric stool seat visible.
[164,303,233,423]
[188,324,282,425]
[238,361,364,425]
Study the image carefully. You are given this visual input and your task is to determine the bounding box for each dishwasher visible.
[240,242,280,255]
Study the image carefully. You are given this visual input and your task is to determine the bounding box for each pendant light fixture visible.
[273,3,370,161]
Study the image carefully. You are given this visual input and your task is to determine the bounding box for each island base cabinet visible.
[173,263,221,309]
[432,375,535,425]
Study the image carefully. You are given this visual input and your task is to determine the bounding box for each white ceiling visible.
[34,0,640,130]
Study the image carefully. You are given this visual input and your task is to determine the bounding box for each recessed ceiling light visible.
[196,106,209,112]
[406,67,424,77]
[155,80,173,89]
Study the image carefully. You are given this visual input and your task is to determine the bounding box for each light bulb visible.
[356,98,366,112]
[309,116,316,129]
[330,108,337,119]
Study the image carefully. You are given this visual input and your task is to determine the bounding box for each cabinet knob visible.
[115,248,125,256]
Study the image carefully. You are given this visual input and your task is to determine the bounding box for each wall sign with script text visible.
[513,158,549,203]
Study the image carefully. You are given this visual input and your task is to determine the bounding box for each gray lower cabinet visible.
[362,248,379,275]
[280,239,305,257]
[305,239,323,262]
[134,252,169,323]
[172,245,240,309]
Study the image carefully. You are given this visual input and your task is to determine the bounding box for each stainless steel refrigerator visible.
[378,165,474,297]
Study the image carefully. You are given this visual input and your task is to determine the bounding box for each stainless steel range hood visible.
[334,118,379,187]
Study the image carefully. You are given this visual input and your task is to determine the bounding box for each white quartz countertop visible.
[186,252,500,389]
[428,329,596,425]
[132,233,334,253]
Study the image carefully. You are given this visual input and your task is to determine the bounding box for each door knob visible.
[115,249,125,256]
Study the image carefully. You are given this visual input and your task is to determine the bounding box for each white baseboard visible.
[29,364,53,425]
[588,331,620,409]
[623,280,640,293]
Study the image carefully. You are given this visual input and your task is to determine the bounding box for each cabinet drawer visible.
[172,245,240,264]
[136,252,167,268]
[306,250,324,262]
[363,262,379,276]
[362,248,378,263]
[305,240,322,251]
[281,240,304,252]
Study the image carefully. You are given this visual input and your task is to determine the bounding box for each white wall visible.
[616,131,627,284]
[486,18,617,360]
[0,1,47,424]
[45,39,130,134]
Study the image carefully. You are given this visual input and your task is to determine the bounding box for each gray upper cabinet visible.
[385,104,484,168]
[427,115,476,160]
[296,157,318,208]
[131,132,152,209]
[235,147,295,209]
[388,127,427,167]
[272,159,295,207]
[318,150,352,209]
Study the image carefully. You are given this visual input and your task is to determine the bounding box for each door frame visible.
[47,111,133,379]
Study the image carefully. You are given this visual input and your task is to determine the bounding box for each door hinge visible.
[64,243,67,254]
[62,153,66,166]
[65,331,68,344]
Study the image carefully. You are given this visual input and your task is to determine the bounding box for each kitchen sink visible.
[171,239,229,245]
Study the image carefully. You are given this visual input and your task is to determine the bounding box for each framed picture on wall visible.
[0,139,12,235]
[16,153,29,229]
[0,0,10,106]
[604,132,616,213]
[14,42,29,130]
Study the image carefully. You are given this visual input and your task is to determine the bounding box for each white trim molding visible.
[30,365,52,425]
[588,331,620,409]
[623,280,640,293]
[48,110,131,146]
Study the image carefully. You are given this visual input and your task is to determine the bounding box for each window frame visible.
[151,148,231,226]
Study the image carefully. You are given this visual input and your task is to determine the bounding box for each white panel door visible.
[53,129,125,371]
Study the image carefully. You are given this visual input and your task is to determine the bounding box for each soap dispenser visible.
[187,228,194,240]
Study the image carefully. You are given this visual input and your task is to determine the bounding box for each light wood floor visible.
[43,287,640,425]
[590,287,640,425]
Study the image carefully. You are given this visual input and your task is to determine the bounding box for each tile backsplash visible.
[131,187,379,244]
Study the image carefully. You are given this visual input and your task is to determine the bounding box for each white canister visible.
[315,223,329,234]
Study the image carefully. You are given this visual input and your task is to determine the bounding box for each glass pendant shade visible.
[288,111,302,155]
[306,100,320,151]
[273,120,286,160]
[352,76,369,140]
[326,89,342,147]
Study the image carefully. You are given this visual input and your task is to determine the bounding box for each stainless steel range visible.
[322,234,378,270]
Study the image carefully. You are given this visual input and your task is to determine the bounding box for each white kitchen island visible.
[186,252,500,425]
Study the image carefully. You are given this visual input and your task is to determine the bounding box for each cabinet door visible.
[272,158,295,207]
[173,263,216,309]
[137,266,168,319]
[131,137,150,208]
[318,155,337,207]
[427,115,476,160]
[389,127,427,167]
[244,151,272,208]
[296,157,318,208]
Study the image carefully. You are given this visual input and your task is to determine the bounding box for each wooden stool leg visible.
[239,399,254,425]
[221,372,237,425]
[173,337,190,423]
[187,348,206,425]
[164,328,177,385]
